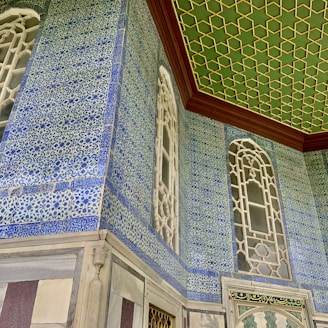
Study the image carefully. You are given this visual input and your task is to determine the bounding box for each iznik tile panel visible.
[0,0,125,236]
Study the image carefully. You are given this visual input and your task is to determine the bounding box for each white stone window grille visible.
[148,304,174,328]
[229,139,291,280]
[0,8,40,141]
[153,66,179,253]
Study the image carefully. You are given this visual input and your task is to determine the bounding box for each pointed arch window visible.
[0,8,40,141]
[153,66,179,253]
[229,139,291,280]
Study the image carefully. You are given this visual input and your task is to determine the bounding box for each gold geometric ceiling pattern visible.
[172,0,328,134]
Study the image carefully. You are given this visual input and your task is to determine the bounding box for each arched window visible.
[0,8,40,141]
[153,66,179,253]
[229,139,291,279]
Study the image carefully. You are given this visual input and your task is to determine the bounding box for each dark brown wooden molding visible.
[303,132,328,152]
[146,0,328,152]
[146,0,196,104]
[187,91,305,151]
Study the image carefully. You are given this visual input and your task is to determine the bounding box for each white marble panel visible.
[0,254,77,283]
[254,311,266,326]
[190,312,224,328]
[107,293,123,328]
[31,279,73,324]
[30,324,66,327]
[203,313,225,327]
[111,263,144,305]
[0,283,8,316]
[133,303,143,328]
[190,312,202,327]
[316,323,328,328]
[276,313,288,327]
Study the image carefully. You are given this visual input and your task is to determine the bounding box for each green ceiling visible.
[172,0,328,134]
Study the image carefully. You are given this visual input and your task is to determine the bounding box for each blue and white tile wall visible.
[0,0,125,236]
[0,0,327,313]
[304,150,328,312]
[181,112,232,303]
[275,145,328,312]
[100,0,188,295]
[305,151,328,257]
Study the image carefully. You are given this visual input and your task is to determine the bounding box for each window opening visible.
[229,139,291,279]
[0,8,40,141]
[153,66,179,253]
[148,304,174,328]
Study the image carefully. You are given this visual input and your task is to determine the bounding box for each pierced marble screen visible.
[153,66,179,253]
[229,139,291,279]
[0,8,40,141]
[148,304,174,328]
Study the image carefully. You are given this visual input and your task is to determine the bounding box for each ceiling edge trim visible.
[303,133,328,152]
[146,0,196,104]
[187,91,305,152]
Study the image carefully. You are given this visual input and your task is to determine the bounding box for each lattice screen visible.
[229,139,291,279]
[148,304,174,328]
[153,66,179,253]
[0,9,39,140]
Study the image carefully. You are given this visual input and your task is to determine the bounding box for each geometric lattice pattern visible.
[0,9,39,141]
[148,305,174,328]
[153,66,179,253]
[229,139,291,280]
[172,0,328,133]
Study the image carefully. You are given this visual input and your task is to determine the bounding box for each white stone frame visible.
[222,277,315,328]
[107,235,184,328]
[144,280,182,328]
[0,8,40,140]
[229,138,291,279]
[148,300,174,328]
[153,66,179,253]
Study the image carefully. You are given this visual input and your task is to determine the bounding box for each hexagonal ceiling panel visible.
[172,0,328,134]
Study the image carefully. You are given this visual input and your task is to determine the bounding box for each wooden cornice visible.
[303,132,328,152]
[146,0,196,104]
[187,91,305,151]
[146,0,328,152]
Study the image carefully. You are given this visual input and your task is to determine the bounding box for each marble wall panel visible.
[108,261,145,328]
[0,279,73,327]
[0,281,38,328]
[189,311,225,328]
[31,279,73,326]
[0,283,7,318]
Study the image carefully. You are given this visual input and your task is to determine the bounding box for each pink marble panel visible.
[120,298,134,328]
[0,281,38,328]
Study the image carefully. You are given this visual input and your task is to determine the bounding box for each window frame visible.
[0,8,40,141]
[153,65,179,253]
[229,138,291,280]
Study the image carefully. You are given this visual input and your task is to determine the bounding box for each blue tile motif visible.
[0,0,124,236]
